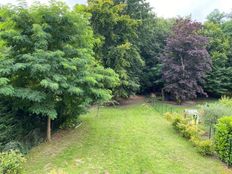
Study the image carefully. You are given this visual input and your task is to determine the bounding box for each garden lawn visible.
[25,102,231,174]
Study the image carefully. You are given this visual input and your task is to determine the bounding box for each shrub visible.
[172,116,187,131]
[2,141,26,154]
[181,124,199,139]
[195,139,214,156]
[60,117,82,129]
[0,150,26,174]
[164,112,182,122]
[167,112,215,156]
[190,136,200,146]
[220,96,232,107]
[201,103,232,126]
[171,115,201,139]
[214,116,232,164]
[164,112,173,121]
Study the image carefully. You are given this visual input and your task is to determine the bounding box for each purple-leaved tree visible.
[161,18,212,104]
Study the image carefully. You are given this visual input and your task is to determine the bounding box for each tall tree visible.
[203,20,232,96]
[161,18,212,103]
[223,17,232,66]
[85,0,144,99]
[207,9,226,24]
[202,10,232,97]
[114,0,173,93]
[0,2,118,141]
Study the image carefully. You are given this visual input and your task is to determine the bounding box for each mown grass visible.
[25,101,231,174]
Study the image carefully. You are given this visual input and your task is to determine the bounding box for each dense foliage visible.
[201,97,232,128]
[201,103,232,126]
[215,116,232,165]
[0,1,118,148]
[203,10,232,96]
[0,150,26,174]
[161,18,212,103]
[86,0,144,98]
[164,112,214,156]
[114,0,173,93]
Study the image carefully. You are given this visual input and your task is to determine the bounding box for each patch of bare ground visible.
[117,95,145,106]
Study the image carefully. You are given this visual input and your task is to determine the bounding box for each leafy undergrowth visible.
[25,102,231,174]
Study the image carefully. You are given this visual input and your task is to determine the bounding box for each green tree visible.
[114,0,173,93]
[223,18,232,66]
[140,18,173,93]
[203,12,232,96]
[85,0,144,98]
[206,9,225,24]
[0,1,118,141]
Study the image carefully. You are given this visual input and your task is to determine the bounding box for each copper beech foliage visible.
[161,19,212,103]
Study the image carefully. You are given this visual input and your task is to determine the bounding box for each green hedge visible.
[215,116,232,164]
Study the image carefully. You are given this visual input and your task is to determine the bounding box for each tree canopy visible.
[161,19,212,103]
[0,1,119,142]
[86,0,144,98]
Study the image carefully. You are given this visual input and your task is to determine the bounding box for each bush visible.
[166,112,215,156]
[171,114,202,139]
[181,124,200,139]
[172,116,187,131]
[164,112,182,122]
[166,111,215,156]
[60,117,82,129]
[3,141,26,154]
[214,116,232,164]
[194,139,214,156]
[190,136,200,146]
[0,150,26,174]
[220,96,232,107]
[201,103,232,126]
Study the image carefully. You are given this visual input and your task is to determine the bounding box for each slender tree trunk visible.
[47,117,51,142]
[161,88,165,101]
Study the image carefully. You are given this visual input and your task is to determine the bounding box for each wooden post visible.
[47,117,51,142]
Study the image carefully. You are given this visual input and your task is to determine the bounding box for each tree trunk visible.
[47,117,51,142]
[161,88,165,101]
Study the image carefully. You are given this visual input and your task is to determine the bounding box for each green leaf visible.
[29,103,57,119]
[14,88,46,102]
[40,79,59,91]
[0,78,9,86]
[0,85,14,96]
